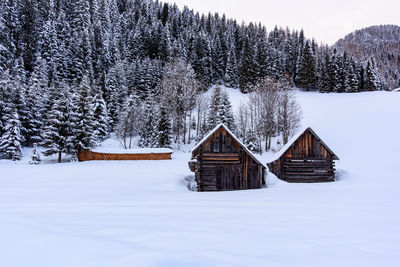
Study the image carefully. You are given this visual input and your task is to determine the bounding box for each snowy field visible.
[1,90,400,267]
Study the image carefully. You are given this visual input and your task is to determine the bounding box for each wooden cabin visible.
[268,127,339,183]
[78,148,173,161]
[189,124,266,192]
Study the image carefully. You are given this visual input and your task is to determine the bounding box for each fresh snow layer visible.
[91,147,173,154]
[1,91,400,267]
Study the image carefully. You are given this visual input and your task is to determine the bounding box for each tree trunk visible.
[188,110,192,143]
[182,114,187,144]
[58,151,62,163]
[196,101,201,137]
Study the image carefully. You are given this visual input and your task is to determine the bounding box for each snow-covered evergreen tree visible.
[156,106,172,148]
[29,143,41,164]
[207,86,235,130]
[365,58,382,91]
[70,75,97,153]
[295,41,317,89]
[0,69,13,136]
[224,43,238,88]
[207,86,223,129]
[41,85,75,163]
[244,128,260,153]
[220,91,235,130]
[138,96,157,148]
[239,37,258,92]
[345,61,359,93]
[0,110,23,161]
[25,58,47,145]
[92,91,109,141]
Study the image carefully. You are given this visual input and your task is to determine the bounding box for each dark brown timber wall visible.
[268,128,337,183]
[78,150,172,161]
[192,127,265,191]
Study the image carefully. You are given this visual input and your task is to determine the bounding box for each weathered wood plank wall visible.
[78,150,172,161]
[192,126,264,191]
[267,128,338,183]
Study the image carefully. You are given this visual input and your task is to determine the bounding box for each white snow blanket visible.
[1,90,400,267]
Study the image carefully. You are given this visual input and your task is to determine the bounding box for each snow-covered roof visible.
[192,123,266,168]
[268,127,339,163]
[91,148,173,154]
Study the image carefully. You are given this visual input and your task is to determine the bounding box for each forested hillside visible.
[0,0,390,161]
[335,25,400,90]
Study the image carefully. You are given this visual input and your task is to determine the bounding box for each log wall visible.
[267,129,337,183]
[78,150,172,161]
[192,127,264,191]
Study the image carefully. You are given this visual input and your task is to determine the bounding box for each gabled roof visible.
[269,127,339,162]
[192,123,266,168]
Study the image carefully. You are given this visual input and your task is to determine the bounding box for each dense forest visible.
[0,0,391,161]
[335,25,400,90]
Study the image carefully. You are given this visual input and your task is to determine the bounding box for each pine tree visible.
[159,23,172,62]
[191,32,212,86]
[212,35,225,83]
[207,86,222,129]
[0,69,13,136]
[72,29,94,86]
[224,43,238,88]
[318,52,331,92]
[70,0,91,33]
[25,58,47,145]
[156,106,172,148]
[105,62,126,129]
[138,96,157,148]
[206,86,235,130]
[244,128,259,153]
[334,53,346,93]
[92,91,109,141]
[70,75,97,153]
[221,90,235,130]
[29,143,41,164]
[41,85,75,163]
[345,61,359,92]
[0,110,23,161]
[11,75,29,144]
[294,41,317,89]
[239,37,258,92]
[365,58,381,91]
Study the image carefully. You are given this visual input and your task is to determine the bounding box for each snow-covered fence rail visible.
[78,148,173,161]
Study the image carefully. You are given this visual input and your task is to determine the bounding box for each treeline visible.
[335,25,400,90]
[0,0,385,160]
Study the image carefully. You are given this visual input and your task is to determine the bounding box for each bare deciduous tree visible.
[159,58,201,145]
[236,77,302,153]
[116,95,142,149]
[278,88,302,145]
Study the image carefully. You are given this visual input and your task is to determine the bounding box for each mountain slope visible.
[335,25,400,90]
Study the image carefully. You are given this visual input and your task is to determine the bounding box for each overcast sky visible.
[163,0,400,45]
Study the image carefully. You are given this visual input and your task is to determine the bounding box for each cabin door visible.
[216,164,242,190]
